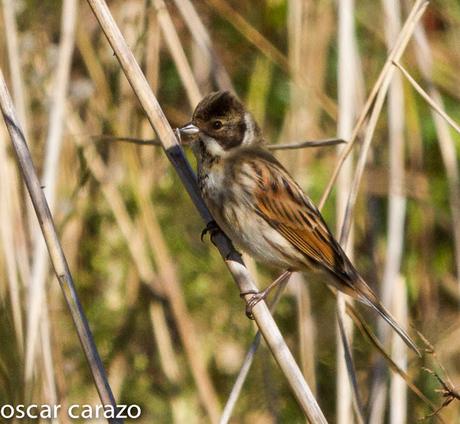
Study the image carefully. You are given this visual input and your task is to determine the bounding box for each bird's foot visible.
[240,289,269,320]
[201,220,221,242]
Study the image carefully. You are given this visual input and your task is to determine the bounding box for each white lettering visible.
[81,405,92,419]
[26,405,38,419]
[103,405,115,418]
[68,405,79,418]
[16,405,25,419]
[1,405,14,419]
[117,404,127,418]
[128,405,141,419]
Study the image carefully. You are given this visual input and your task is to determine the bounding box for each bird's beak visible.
[179,123,200,135]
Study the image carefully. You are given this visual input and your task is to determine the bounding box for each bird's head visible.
[180,91,262,157]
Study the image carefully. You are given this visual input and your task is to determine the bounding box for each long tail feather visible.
[354,277,421,357]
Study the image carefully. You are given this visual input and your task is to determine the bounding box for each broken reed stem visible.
[0,70,120,421]
[85,1,327,421]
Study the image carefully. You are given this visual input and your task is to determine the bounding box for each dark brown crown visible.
[193,91,243,121]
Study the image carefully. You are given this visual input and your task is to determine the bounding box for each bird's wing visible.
[246,151,348,278]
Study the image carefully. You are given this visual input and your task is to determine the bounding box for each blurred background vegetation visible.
[0,0,459,422]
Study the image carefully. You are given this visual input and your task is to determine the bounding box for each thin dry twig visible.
[393,61,460,135]
[409,16,460,297]
[219,272,291,424]
[92,134,345,150]
[86,1,327,421]
[416,332,460,420]
[0,68,119,419]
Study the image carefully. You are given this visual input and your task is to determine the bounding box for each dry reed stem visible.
[152,0,202,106]
[219,274,290,424]
[336,0,358,422]
[0,69,119,418]
[338,1,428,249]
[172,0,234,92]
[2,0,29,140]
[390,276,408,424]
[0,127,24,353]
[393,61,460,135]
[318,0,429,211]
[368,2,408,422]
[25,0,78,388]
[294,275,317,394]
[394,57,460,296]
[86,1,327,421]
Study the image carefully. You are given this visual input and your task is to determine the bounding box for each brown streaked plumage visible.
[180,91,420,356]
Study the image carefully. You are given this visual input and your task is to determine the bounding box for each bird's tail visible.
[353,276,421,357]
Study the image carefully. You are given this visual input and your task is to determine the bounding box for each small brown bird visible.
[180,90,419,355]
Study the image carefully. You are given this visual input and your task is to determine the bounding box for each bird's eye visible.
[212,120,223,130]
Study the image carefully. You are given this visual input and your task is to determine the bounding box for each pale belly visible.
[200,163,307,270]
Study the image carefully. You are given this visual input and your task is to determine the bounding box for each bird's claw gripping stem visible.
[201,220,221,242]
[240,289,269,320]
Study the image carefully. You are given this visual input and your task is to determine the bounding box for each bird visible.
[180,90,420,356]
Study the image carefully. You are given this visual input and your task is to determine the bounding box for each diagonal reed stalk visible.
[318,0,429,211]
[0,69,120,421]
[172,0,234,92]
[86,0,327,421]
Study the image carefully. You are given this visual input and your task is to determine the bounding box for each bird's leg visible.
[240,271,292,319]
[201,220,221,242]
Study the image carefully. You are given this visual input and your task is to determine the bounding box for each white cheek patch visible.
[242,112,255,146]
[202,134,228,157]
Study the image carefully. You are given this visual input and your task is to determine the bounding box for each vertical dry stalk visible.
[25,0,78,388]
[2,0,29,139]
[337,0,428,248]
[86,1,327,421]
[336,0,358,422]
[390,276,408,424]
[0,127,24,353]
[0,69,119,417]
[369,1,408,422]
